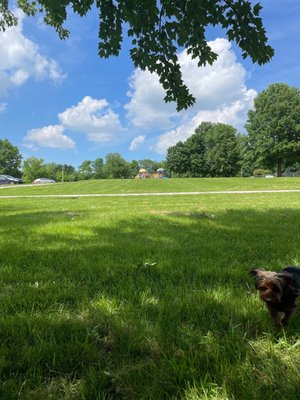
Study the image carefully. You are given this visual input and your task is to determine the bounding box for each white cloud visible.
[125,38,257,155]
[24,125,76,150]
[125,69,179,129]
[10,69,29,86]
[58,96,124,143]
[154,88,256,154]
[129,135,146,151]
[23,96,127,151]
[179,38,248,109]
[0,9,65,98]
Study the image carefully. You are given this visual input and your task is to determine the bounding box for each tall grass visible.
[0,188,300,399]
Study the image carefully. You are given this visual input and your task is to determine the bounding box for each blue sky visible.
[0,1,299,168]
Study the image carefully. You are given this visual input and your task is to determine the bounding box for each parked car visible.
[3,175,23,184]
[32,178,56,184]
[0,174,22,185]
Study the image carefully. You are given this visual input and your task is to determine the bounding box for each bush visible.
[253,168,273,177]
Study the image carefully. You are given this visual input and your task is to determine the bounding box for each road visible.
[0,189,300,199]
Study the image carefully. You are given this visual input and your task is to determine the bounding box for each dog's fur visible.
[250,266,300,328]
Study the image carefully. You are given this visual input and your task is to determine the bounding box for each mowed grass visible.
[0,177,300,196]
[0,185,300,399]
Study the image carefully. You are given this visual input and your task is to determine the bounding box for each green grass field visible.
[0,177,300,196]
[1,178,300,399]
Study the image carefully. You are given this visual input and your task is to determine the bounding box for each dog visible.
[250,266,300,328]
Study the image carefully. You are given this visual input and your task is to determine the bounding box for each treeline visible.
[1,83,300,181]
[0,141,168,182]
[168,83,300,177]
[166,121,299,178]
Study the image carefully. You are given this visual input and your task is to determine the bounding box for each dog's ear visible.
[249,268,265,277]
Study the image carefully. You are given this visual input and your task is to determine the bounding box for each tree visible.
[60,164,78,181]
[45,162,60,180]
[78,160,94,180]
[166,141,192,177]
[245,83,300,177]
[22,157,47,182]
[102,153,131,179]
[185,122,213,176]
[204,123,241,177]
[45,162,77,181]
[92,158,104,179]
[166,122,241,177]
[0,139,22,176]
[1,1,274,111]
[129,159,139,177]
[235,133,252,177]
[77,158,104,180]
[167,123,211,177]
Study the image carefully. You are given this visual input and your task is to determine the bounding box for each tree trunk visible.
[277,160,282,177]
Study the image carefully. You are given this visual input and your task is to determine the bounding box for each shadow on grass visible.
[0,205,300,399]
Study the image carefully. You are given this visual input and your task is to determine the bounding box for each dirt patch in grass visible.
[149,210,216,219]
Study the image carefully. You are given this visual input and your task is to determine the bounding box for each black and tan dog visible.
[250,266,300,328]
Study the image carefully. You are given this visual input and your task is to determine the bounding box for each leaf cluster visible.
[1,0,274,110]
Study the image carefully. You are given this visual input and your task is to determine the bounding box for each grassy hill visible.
[1,177,300,196]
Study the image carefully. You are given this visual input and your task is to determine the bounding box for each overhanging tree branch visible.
[1,0,274,111]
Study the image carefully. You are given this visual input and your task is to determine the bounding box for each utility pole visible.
[62,165,64,183]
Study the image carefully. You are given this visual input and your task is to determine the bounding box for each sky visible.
[0,1,299,168]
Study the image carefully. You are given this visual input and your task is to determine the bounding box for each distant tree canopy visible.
[102,153,131,179]
[92,157,104,179]
[129,160,140,177]
[77,158,104,180]
[78,160,95,180]
[246,83,300,177]
[22,157,47,182]
[1,1,274,110]
[0,139,22,176]
[167,122,241,177]
[138,159,162,174]
[22,157,77,182]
